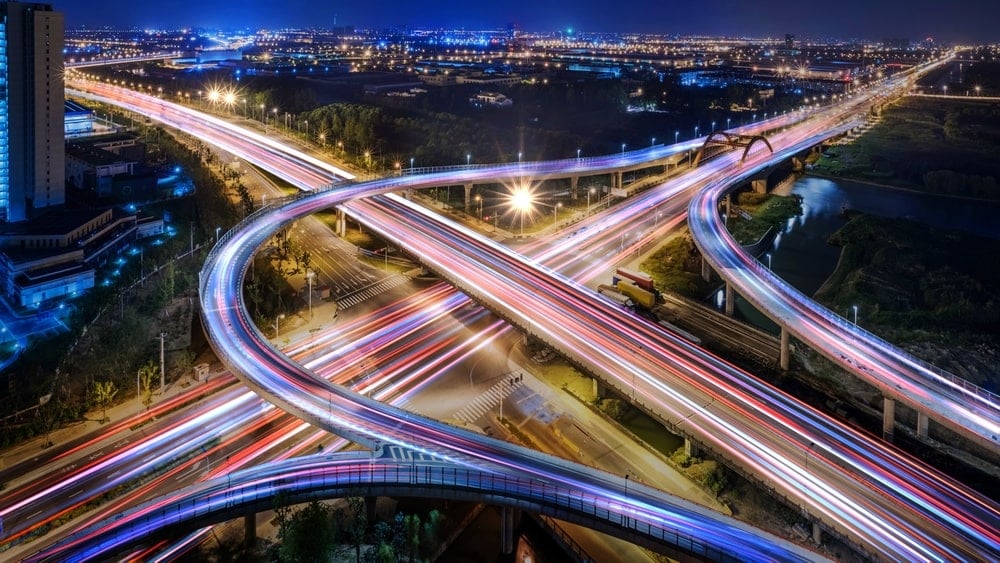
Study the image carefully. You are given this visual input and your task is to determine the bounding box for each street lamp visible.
[576,148,581,160]
[765,253,772,270]
[727,117,731,129]
[410,157,415,171]
[711,121,716,131]
[852,305,858,326]
[674,130,679,144]
[518,151,522,163]
[475,194,483,222]
[466,153,471,166]
[587,187,595,215]
[511,186,532,236]
[694,125,699,138]
[553,202,562,224]
[621,143,626,155]
[651,136,656,146]
[215,226,221,241]
[275,313,286,338]
[306,271,315,319]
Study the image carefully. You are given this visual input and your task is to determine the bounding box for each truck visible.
[597,284,634,307]
[615,281,657,310]
[614,267,655,292]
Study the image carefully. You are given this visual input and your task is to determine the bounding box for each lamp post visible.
[651,136,656,146]
[711,121,716,131]
[852,305,858,326]
[306,271,314,319]
[466,153,471,166]
[518,151,522,163]
[765,253,772,270]
[553,202,562,224]
[137,368,142,415]
[727,117,731,129]
[476,195,483,223]
[576,148,581,160]
[694,125,699,138]
[410,157,415,171]
[215,226,221,242]
[275,313,285,338]
[621,143,626,155]
[674,130,679,144]
[587,187,595,216]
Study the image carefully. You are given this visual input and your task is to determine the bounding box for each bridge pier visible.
[592,377,605,399]
[244,512,256,548]
[464,183,473,214]
[724,194,731,224]
[701,257,710,283]
[612,171,623,190]
[779,327,790,371]
[684,437,698,458]
[365,496,378,523]
[916,411,929,439]
[500,506,515,555]
[812,522,822,545]
[570,176,579,200]
[338,207,346,236]
[724,283,734,316]
[882,397,895,443]
[751,177,767,194]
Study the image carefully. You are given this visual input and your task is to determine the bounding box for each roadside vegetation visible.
[725,192,803,246]
[812,96,1000,200]
[815,213,1000,391]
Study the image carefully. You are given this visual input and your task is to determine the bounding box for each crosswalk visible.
[452,374,524,424]
[335,274,410,310]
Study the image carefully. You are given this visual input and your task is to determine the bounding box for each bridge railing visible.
[748,257,1000,407]
[44,458,742,563]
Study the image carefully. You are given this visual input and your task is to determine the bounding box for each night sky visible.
[65,0,995,43]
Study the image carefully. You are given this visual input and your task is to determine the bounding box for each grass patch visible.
[640,231,714,299]
[727,192,802,245]
[812,97,1000,199]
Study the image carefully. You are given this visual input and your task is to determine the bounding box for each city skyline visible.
[64,0,997,43]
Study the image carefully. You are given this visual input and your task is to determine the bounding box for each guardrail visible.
[30,455,751,563]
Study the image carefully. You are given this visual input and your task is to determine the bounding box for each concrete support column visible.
[570,176,579,200]
[613,171,623,189]
[500,506,514,555]
[592,377,605,399]
[338,207,346,236]
[916,411,929,439]
[724,194,732,219]
[752,177,767,194]
[882,397,895,443]
[701,256,711,282]
[684,437,698,457]
[463,184,473,214]
[779,327,790,371]
[365,496,378,524]
[724,283,735,316]
[812,522,822,545]
[244,512,256,548]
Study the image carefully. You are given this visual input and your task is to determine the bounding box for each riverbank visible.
[812,212,999,391]
[805,170,1000,204]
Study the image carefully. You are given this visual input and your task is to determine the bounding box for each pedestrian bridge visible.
[26,453,818,563]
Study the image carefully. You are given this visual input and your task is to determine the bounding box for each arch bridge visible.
[693,131,774,167]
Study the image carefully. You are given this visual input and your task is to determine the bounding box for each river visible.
[723,175,1000,332]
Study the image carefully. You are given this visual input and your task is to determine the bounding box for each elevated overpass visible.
[27,453,816,562]
[69,58,1000,561]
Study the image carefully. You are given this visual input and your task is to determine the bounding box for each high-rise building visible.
[785,34,795,49]
[0,1,65,223]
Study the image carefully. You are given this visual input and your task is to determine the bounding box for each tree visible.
[92,380,118,424]
[138,361,158,411]
[342,496,368,562]
[404,513,421,562]
[277,500,339,563]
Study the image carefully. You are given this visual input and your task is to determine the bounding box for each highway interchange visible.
[6,58,1000,561]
